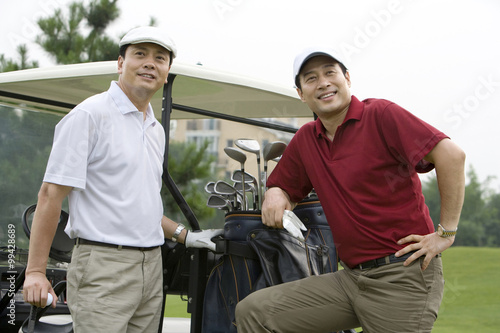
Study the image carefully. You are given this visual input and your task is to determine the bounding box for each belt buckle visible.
[358,262,372,270]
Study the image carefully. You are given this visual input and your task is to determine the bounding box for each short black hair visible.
[119,44,173,66]
[295,61,348,90]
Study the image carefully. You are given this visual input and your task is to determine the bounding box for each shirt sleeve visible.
[43,108,97,189]
[379,102,448,173]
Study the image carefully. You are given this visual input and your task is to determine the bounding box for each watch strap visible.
[172,223,186,242]
[438,224,458,237]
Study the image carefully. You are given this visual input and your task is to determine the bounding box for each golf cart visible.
[0,61,354,333]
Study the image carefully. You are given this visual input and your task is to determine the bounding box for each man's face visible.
[296,56,351,118]
[117,43,171,98]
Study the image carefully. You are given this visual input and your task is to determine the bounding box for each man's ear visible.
[296,87,306,102]
[164,65,171,84]
[117,56,124,75]
[345,70,351,88]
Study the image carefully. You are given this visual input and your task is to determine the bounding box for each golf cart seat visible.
[20,204,74,333]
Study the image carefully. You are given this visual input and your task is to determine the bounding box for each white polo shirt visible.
[44,81,165,247]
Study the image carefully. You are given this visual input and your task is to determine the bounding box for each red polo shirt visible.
[267,96,448,268]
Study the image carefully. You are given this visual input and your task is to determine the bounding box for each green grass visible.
[433,247,500,332]
[164,247,500,332]
[164,295,191,318]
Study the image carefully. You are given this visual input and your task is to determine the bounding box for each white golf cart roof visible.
[0,61,310,120]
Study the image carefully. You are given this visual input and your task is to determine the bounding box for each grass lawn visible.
[164,295,190,318]
[433,246,500,332]
[164,246,500,332]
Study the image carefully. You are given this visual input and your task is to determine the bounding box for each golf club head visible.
[231,170,256,184]
[214,180,237,196]
[204,181,215,194]
[263,141,287,162]
[235,138,260,156]
[206,194,232,211]
[224,147,247,164]
[214,180,245,210]
[233,182,254,193]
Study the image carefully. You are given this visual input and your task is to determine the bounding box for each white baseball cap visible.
[119,26,177,59]
[293,46,346,87]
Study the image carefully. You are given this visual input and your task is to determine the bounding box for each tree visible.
[422,167,500,246]
[482,193,500,246]
[162,140,218,228]
[36,0,120,64]
[0,45,39,72]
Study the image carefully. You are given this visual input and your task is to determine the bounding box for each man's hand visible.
[261,187,295,228]
[23,272,57,308]
[396,232,454,270]
[184,229,224,251]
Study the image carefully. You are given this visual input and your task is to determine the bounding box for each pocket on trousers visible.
[68,245,95,290]
[417,257,443,292]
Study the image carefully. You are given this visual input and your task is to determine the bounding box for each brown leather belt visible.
[76,238,159,251]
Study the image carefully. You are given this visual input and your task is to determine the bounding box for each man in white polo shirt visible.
[22,26,222,332]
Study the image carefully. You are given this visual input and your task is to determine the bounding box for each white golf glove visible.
[185,229,224,251]
[282,210,307,241]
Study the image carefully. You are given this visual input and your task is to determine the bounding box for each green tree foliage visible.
[162,140,218,228]
[0,45,39,72]
[36,0,120,64]
[422,167,500,246]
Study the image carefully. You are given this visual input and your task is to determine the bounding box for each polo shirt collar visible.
[315,95,364,138]
[109,81,156,125]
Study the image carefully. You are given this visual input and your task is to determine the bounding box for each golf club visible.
[224,147,247,210]
[207,194,233,212]
[263,141,287,191]
[232,170,259,209]
[204,181,215,194]
[214,180,245,210]
[234,138,262,209]
[233,182,256,210]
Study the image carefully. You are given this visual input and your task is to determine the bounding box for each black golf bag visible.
[202,198,356,333]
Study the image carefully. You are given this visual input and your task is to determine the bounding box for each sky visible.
[1,0,500,190]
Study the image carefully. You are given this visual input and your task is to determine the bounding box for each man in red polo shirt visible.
[235,46,466,333]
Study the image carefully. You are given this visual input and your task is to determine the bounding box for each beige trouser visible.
[67,244,163,333]
[236,256,444,333]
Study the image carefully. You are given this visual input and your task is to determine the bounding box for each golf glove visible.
[185,229,224,251]
[282,210,307,241]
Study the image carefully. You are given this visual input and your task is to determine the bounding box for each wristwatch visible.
[172,223,186,242]
[436,224,458,238]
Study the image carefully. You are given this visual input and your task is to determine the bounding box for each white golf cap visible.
[293,46,346,86]
[119,26,177,59]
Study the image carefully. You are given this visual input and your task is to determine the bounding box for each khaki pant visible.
[67,244,163,333]
[236,256,444,333]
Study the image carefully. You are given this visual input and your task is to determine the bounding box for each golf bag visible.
[202,198,354,333]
